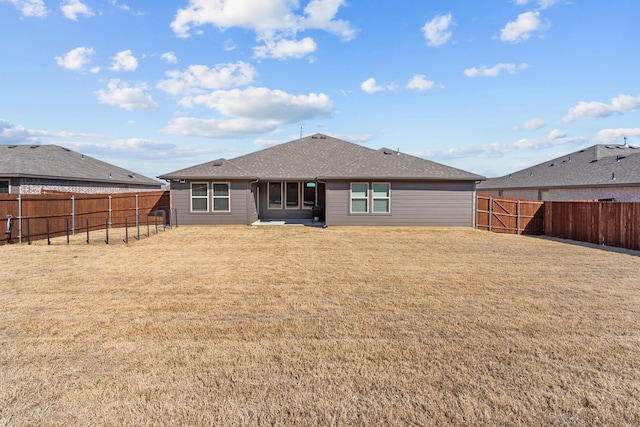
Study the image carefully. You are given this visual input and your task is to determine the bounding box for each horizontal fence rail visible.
[1,191,174,245]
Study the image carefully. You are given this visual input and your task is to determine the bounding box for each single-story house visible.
[0,144,163,194]
[158,133,485,226]
[477,143,640,202]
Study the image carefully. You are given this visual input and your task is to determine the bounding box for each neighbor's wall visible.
[481,186,640,202]
[170,180,251,225]
[16,178,161,195]
[325,180,477,226]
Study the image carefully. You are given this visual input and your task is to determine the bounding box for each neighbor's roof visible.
[478,144,640,190]
[0,144,162,187]
[159,134,485,182]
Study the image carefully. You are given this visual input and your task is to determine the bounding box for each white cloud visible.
[1,0,47,17]
[0,119,104,144]
[254,37,317,60]
[170,0,355,58]
[162,87,333,138]
[109,50,138,71]
[422,13,453,47]
[548,129,567,139]
[157,62,256,96]
[407,75,437,91]
[562,94,640,123]
[223,40,237,51]
[516,117,546,130]
[418,136,587,161]
[513,0,560,9]
[360,78,396,94]
[96,79,158,111]
[60,0,94,20]
[162,117,279,138]
[594,128,640,144]
[182,87,333,120]
[55,46,95,71]
[464,62,528,77]
[161,52,178,64]
[500,11,549,43]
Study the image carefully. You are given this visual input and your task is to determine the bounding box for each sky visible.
[1,0,639,182]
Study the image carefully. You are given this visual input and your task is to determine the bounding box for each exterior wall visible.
[170,180,252,225]
[325,180,477,226]
[14,178,161,195]
[480,186,640,202]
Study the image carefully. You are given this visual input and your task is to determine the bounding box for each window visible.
[538,190,549,201]
[268,182,282,209]
[212,183,230,212]
[0,180,8,194]
[303,182,316,208]
[350,183,368,213]
[285,182,299,209]
[372,183,390,213]
[191,182,208,212]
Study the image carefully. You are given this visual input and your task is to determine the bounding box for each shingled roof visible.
[0,144,162,187]
[478,144,640,190]
[159,134,484,182]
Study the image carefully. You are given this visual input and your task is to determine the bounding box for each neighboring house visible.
[477,143,640,202]
[158,133,485,226]
[0,144,163,194]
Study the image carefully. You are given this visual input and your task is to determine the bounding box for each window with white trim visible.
[350,182,368,213]
[212,182,230,212]
[268,182,282,209]
[191,182,208,212]
[285,182,299,209]
[0,180,8,194]
[372,183,390,213]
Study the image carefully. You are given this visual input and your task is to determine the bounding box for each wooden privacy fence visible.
[545,201,640,251]
[476,194,544,235]
[0,191,171,245]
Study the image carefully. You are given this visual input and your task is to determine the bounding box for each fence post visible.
[124,217,128,244]
[27,218,31,245]
[17,194,22,243]
[488,196,493,232]
[135,194,139,230]
[86,218,90,244]
[108,195,112,227]
[71,195,75,235]
[46,218,51,245]
[105,218,109,244]
[516,201,521,235]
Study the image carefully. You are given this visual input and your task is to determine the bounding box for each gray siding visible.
[325,180,476,226]
[171,180,251,225]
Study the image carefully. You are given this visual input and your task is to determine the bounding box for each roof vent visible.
[616,155,626,162]
[8,145,17,149]
[529,171,533,177]
[383,149,393,155]
[549,163,555,167]
[30,145,39,149]
[589,159,598,163]
[213,161,224,166]
[611,172,615,180]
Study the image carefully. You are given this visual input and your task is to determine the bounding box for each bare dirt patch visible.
[1,226,639,425]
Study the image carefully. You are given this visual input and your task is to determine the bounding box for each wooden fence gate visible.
[477,194,544,235]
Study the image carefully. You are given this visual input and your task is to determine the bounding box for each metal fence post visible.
[71,195,75,235]
[17,194,22,243]
[488,196,493,232]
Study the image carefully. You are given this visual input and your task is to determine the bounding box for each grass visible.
[1,226,639,426]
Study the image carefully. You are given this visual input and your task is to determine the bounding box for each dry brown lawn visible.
[1,226,639,426]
